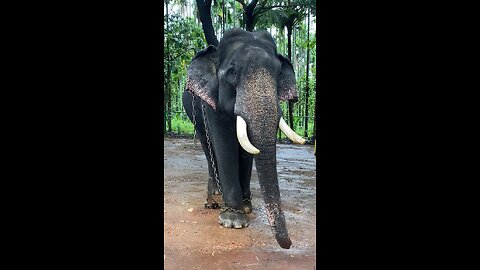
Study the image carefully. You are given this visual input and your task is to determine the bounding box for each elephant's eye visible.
[225,67,238,85]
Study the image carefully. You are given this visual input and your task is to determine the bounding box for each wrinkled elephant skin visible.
[182,28,304,249]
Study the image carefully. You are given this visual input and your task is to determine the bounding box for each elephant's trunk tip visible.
[277,236,292,249]
[267,207,293,249]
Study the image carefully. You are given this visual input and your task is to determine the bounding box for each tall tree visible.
[222,0,226,34]
[253,1,311,129]
[313,82,316,137]
[164,0,316,137]
[165,0,171,134]
[304,8,310,137]
[165,1,206,133]
[284,5,305,129]
[235,0,258,31]
[196,0,219,46]
[236,0,314,32]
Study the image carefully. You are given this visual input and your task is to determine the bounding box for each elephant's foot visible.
[205,195,222,209]
[204,200,220,209]
[243,198,253,214]
[218,208,249,229]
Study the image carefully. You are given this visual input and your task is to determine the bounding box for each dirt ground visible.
[164,137,316,270]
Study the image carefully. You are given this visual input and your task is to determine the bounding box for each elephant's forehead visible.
[246,46,271,60]
[220,43,276,66]
[242,68,277,101]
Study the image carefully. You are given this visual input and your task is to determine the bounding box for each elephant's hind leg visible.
[205,177,221,209]
[199,132,221,209]
[183,91,221,209]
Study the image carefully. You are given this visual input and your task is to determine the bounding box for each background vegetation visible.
[164,0,316,141]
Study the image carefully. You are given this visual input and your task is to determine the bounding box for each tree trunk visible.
[233,0,236,28]
[165,0,170,134]
[313,83,316,138]
[196,0,219,46]
[304,10,310,138]
[166,62,172,132]
[245,8,254,31]
[240,0,258,32]
[178,78,182,114]
[222,0,225,35]
[286,24,294,130]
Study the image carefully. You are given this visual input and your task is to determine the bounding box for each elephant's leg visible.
[182,91,220,209]
[239,149,254,213]
[205,107,248,229]
[198,133,221,209]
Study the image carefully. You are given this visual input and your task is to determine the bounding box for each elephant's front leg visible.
[206,109,249,229]
[239,149,253,213]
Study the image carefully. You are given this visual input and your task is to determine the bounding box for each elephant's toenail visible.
[224,220,233,228]
[233,221,243,229]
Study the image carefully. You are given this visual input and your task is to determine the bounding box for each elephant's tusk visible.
[236,116,260,155]
[279,117,306,145]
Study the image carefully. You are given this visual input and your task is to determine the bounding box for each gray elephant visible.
[182,28,305,249]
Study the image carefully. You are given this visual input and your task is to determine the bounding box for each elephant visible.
[182,28,305,249]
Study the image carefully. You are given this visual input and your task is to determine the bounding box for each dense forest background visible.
[164,0,316,141]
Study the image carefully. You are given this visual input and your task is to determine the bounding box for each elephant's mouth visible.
[235,115,306,155]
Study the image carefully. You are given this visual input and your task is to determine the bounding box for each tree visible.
[164,0,316,138]
[164,3,206,133]
[288,7,308,129]
[235,0,258,31]
[195,0,219,46]
[165,0,171,134]
[235,0,315,32]
[304,8,310,138]
[251,1,313,129]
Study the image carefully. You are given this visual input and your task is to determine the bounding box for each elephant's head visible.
[185,29,304,249]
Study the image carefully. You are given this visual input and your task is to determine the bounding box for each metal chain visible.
[190,93,246,214]
[201,100,222,196]
[221,205,246,214]
[190,92,197,145]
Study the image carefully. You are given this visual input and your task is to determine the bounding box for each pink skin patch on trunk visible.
[265,203,281,227]
[266,208,276,226]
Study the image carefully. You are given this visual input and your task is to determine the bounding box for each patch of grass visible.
[167,113,316,138]
[171,115,194,135]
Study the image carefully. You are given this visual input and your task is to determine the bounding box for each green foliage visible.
[164,0,317,137]
[164,11,207,132]
[171,113,195,134]
[164,14,205,64]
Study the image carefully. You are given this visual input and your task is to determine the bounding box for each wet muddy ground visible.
[164,138,316,269]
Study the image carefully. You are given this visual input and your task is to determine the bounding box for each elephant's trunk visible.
[248,121,292,248]
[254,150,292,249]
[235,67,292,249]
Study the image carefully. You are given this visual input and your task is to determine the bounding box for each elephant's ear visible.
[185,45,219,110]
[277,54,298,102]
